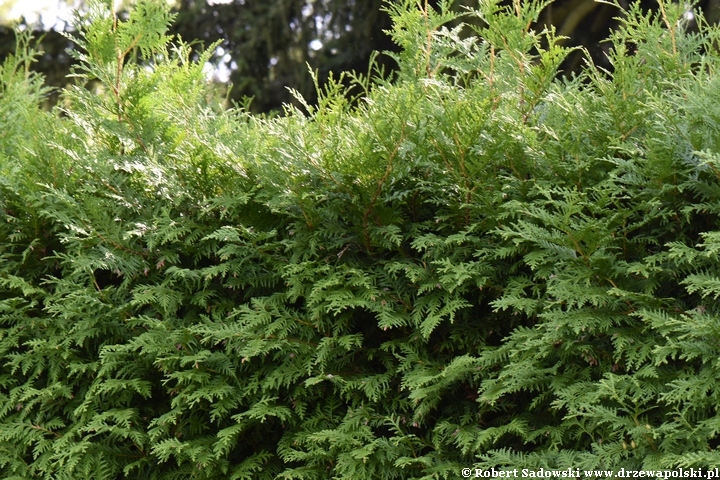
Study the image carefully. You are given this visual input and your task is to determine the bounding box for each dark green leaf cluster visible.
[2,0,720,477]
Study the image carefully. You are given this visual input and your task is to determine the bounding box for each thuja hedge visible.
[2,0,720,477]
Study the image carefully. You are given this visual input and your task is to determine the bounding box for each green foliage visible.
[2,0,720,477]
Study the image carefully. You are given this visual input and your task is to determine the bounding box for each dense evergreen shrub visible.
[2,0,720,477]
